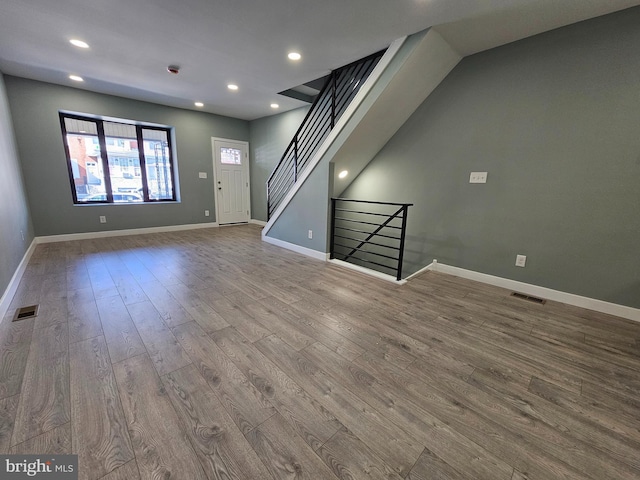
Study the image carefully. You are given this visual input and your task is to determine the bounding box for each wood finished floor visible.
[1,224,639,480]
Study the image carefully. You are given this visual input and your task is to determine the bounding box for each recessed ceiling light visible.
[338,170,348,179]
[69,39,89,49]
[194,102,204,107]
[227,84,238,91]
[288,52,301,61]
[69,75,84,82]
[270,103,279,109]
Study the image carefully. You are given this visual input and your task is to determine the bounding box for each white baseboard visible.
[36,222,219,244]
[426,260,640,323]
[0,239,37,320]
[328,259,407,284]
[250,219,267,227]
[262,234,329,261]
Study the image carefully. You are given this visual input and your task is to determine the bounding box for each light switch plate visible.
[198,172,207,179]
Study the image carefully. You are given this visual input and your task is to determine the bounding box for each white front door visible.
[212,138,250,224]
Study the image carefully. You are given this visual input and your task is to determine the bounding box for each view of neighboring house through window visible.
[60,113,177,204]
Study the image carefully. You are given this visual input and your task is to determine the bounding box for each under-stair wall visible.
[263,28,462,256]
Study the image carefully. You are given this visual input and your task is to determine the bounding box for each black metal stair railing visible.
[330,198,413,281]
[266,50,385,219]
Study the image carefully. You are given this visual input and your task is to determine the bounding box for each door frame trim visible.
[211,137,251,225]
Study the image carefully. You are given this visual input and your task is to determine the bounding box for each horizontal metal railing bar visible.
[334,226,401,241]
[333,198,413,207]
[331,252,396,272]
[333,243,400,261]
[333,234,401,251]
[334,217,403,229]
[334,208,403,218]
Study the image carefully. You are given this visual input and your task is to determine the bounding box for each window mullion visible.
[136,126,150,201]
[96,120,114,203]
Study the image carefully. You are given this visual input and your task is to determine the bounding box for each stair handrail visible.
[267,50,385,219]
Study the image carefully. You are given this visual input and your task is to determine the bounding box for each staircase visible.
[266,50,385,219]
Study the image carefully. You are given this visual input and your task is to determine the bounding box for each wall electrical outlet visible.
[469,172,488,183]
[515,254,527,267]
[20,230,24,241]
[204,210,210,217]
[308,230,313,239]
[99,216,107,224]
[198,172,207,179]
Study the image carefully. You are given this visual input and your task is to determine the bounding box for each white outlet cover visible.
[99,216,107,223]
[515,255,527,267]
[204,210,210,217]
[308,230,313,239]
[469,172,488,183]
[198,172,207,179]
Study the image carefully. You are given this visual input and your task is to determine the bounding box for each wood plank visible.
[34,297,68,330]
[0,316,34,400]
[162,364,274,480]
[407,448,467,480]
[139,281,194,327]
[68,292,104,344]
[11,322,70,446]
[98,460,140,480]
[305,342,515,480]
[255,335,424,478]
[245,412,337,480]
[112,354,208,480]
[126,301,191,376]
[0,395,19,451]
[211,326,343,450]
[171,322,276,433]
[165,282,230,333]
[9,423,72,454]
[95,296,146,364]
[195,288,272,343]
[316,427,403,480]
[70,336,134,479]
[355,351,584,480]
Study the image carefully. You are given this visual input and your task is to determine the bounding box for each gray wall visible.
[4,76,249,236]
[0,73,34,302]
[343,8,640,308]
[249,106,309,221]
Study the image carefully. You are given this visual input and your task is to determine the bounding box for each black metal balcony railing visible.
[330,198,413,281]
[266,50,385,219]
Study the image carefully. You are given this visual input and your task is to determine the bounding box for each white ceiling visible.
[0,0,638,121]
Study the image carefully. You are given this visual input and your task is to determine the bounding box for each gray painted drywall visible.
[4,76,249,236]
[343,8,640,308]
[0,73,34,301]
[267,162,333,251]
[248,106,309,221]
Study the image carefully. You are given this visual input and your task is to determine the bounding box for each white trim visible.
[425,261,640,323]
[328,259,407,285]
[262,235,328,261]
[212,137,251,225]
[36,222,219,244]
[263,36,408,236]
[405,260,437,280]
[250,219,267,227]
[0,239,37,320]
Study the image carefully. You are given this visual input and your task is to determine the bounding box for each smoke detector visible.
[167,65,180,75]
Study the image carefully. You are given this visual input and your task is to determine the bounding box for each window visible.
[60,113,177,204]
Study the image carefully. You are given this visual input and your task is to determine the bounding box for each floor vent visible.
[511,292,546,304]
[13,304,39,322]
